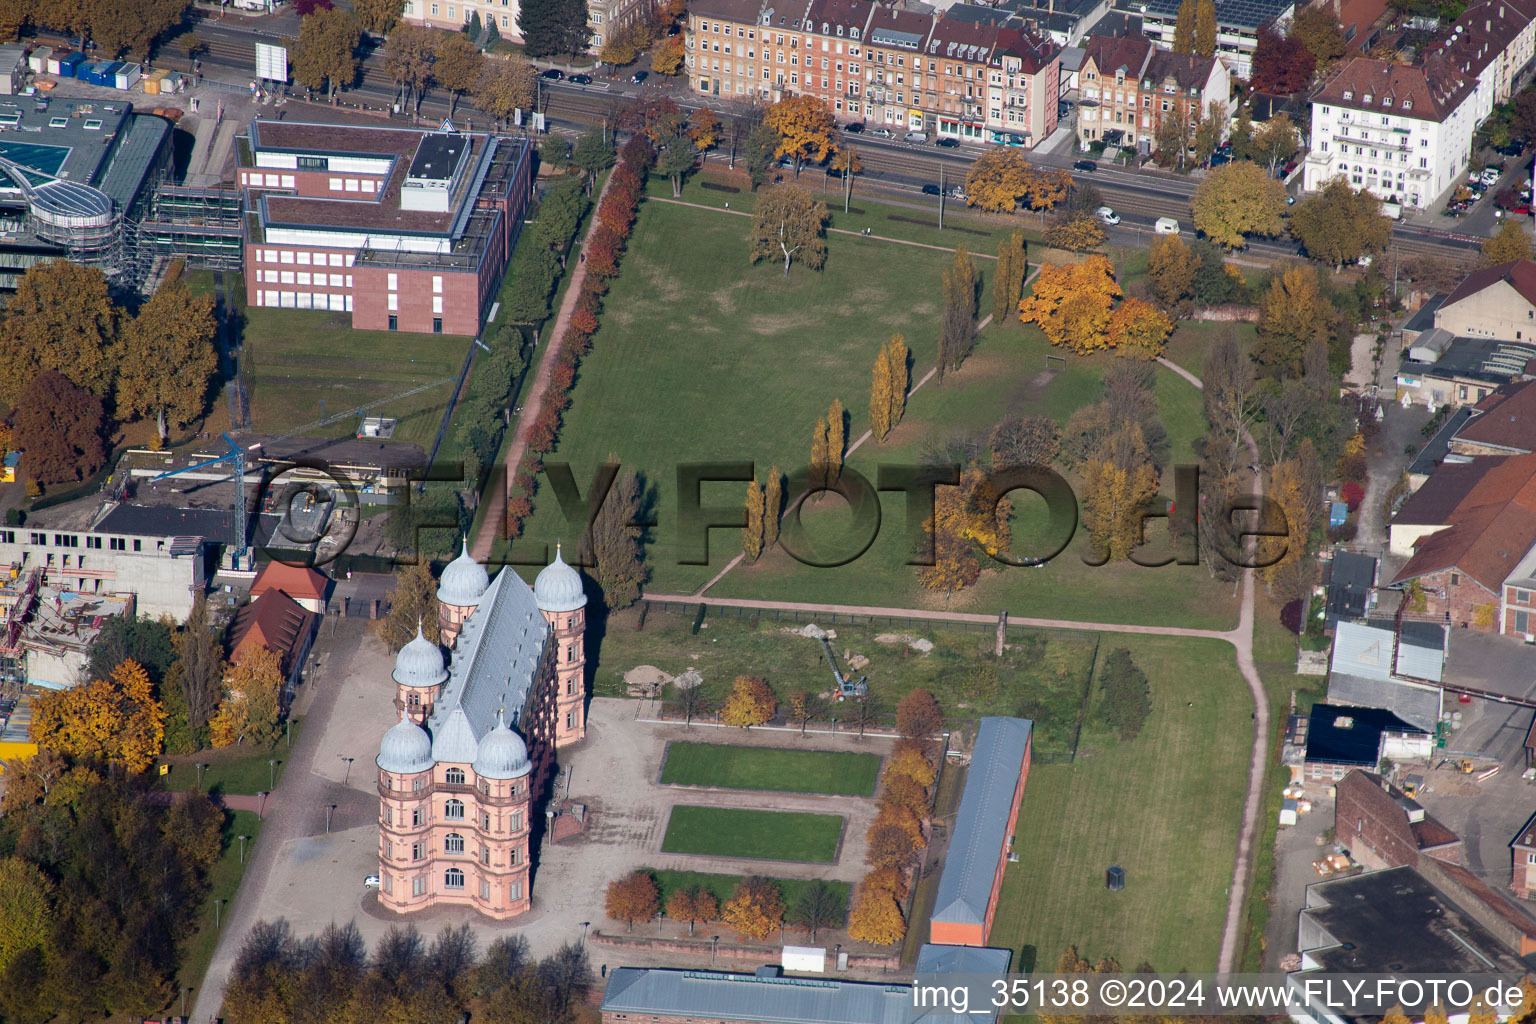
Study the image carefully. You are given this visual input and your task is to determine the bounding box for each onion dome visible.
[533,543,587,613]
[377,710,434,774]
[438,538,490,608]
[392,623,447,689]
[472,712,532,780]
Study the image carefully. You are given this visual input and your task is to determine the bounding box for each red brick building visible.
[1336,770,1461,870]
[1389,452,1536,631]
[238,121,532,336]
[929,716,1032,947]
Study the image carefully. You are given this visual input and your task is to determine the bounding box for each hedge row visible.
[505,137,658,539]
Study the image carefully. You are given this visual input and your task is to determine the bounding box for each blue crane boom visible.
[150,431,250,566]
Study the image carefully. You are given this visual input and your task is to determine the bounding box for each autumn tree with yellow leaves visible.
[666,884,718,936]
[720,676,776,728]
[1081,422,1161,562]
[1259,457,1314,587]
[743,478,766,561]
[965,147,1032,211]
[721,876,785,940]
[917,465,1013,596]
[762,97,839,176]
[29,659,165,773]
[870,334,909,443]
[1017,256,1127,354]
[208,645,285,749]
[847,884,906,945]
[1106,298,1174,360]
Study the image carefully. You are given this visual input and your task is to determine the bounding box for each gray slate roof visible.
[423,566,549,763]
[915,944,1013,975]
[599,969,918,1024]
[1326,672,1442,733]
[931,717,1032,928]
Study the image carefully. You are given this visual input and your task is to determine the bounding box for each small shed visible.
[28,47,50,73]
[1329,502,1349,528]
[114,63,141,90]
[1106,865,1125,891]
[1,452,20,483]
[781,946,827,973]
[57,52,85,77]
[1280,798,1299,826]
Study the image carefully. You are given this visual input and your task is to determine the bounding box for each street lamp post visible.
[237,834,249,864]
[214,899,225,929]
[580,921,590,948]
[338,755,354,785]
[257,791,267,820]
[711,935,720,968]
[268,759,278,790]
[196,763,209,788]
[326,804,336,832]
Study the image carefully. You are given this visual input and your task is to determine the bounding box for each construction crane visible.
[150,432,252,571]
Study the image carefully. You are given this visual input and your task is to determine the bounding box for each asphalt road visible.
[34,10,1487,260]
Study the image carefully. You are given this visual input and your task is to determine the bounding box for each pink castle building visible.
[375,544,587,919]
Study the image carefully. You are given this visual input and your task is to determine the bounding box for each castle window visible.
[445,798,466,820]
[412,808,424,827]
[412,777,425,792]
[413,877,428,896]
[408,692,420,706]
[480,880,492,899]
[445,868,465,889]
[510,847,519,865]
[482,811,493,830]
[445,833,465,853]
[412,841,425,861]
[481,846,491,865]
[509,881,522,901]
[445,767,465,785]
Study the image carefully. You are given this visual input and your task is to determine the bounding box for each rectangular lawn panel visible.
[659,741,881,796]
[660,805,844,863]
[990,636,1249,974]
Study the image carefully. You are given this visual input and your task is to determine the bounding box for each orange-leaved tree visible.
[666,884,719,936]
[1017,255,1122,354]
[721,876,785,939]
[762,96,838,175]
[604,870,660,931]
[895,688,942,739]
[1106,298,1174,360]
[208,645,285,749]
[847,885,906,944]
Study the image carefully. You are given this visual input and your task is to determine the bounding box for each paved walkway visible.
[474,171,620,563]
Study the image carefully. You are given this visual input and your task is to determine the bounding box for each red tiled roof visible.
[1440,260,1536,311]
[1423,0,1531,79]
[865,5,934,45]
[1455,379,1536,453]
[1309,55,1473,122]
[250,561,332,603]
[229,589,316,674]
[1081,33,1153,77]
[1391,452,1536,593]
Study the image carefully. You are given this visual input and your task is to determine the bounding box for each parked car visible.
[949,187,966,200]
[1074,159,1097,171]
[540,68,564,80]
[870,127,894,138]
[667,23,681,34]
[1281,158,1298,176]
[569,73,593,84]
[844,121,865,133]
[1154,216,1180,234]
[904,130,929,142]
[631,70,648,83]
[1481,166,1503,186]
[364,874,382,889]
[935,137,960,148]
[1095,205,1120,225]
[921,184,943,195]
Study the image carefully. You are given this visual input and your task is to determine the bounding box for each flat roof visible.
[600,969,920,1024]
[1117,0,1292,29]
[1305,702,1426,767]
[0,98,169,212]
[92,504,232,541]
[932,717,1032,928]
[1301,865,1531,973]
[242,433,428,473]
[407,133,469,180]
[1414,338,1536,387]
[1325,673,1441,733]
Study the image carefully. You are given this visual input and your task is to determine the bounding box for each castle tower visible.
[436,539,489,648]
[534,544,587,747]
[470,712,534,917]
[376,710,435,914]
[392,623,448,724]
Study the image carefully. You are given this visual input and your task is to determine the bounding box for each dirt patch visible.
[874,632,935,653]
[624,665,673,687]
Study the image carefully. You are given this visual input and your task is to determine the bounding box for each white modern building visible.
[1304,56,1476,211]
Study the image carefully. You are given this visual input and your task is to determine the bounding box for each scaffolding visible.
[128,183,246,275]
[0,568,41,684]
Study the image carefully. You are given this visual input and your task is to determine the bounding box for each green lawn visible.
[649,868,851,927]
[659,741,882,796]
[155,720,300,796]
[176,809,263,1006]
[499,198,1237,630]
[596,608,1097,755]
[240,305,470,446]
[660,805,844,863]
[991,635,1250,974]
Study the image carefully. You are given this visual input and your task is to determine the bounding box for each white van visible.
[1154,217,1180,235]
[903,130,929,143]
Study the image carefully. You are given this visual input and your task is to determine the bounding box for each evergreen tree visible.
[743,479,765,561]
[763,466,783,551]
[519,0,588,58]
[586,461,648,609]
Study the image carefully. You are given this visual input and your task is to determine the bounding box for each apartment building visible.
[237,121,532,335]
[686,0,1059,144]
[1127,0,1296,78]
[1304,57,1476,211]
[398,0,646,52]
[1076,35,1229,156]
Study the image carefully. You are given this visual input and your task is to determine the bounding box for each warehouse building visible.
[237,121,533,336]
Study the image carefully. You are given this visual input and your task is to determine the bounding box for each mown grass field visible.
[501,192,1238,630]
[658,741,883,796]
[991,635,1249,975]
[659,805,845,863]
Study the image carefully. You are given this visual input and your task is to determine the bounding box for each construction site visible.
[0,566,135,689]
